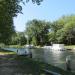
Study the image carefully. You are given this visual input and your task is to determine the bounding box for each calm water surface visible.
[31,48,75,71]
[4,48,75,71]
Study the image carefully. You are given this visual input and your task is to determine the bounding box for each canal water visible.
[3,47,75,72]
[31,48,75,71]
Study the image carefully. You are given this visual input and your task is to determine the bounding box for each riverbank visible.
[5,44,75,50]
[0,49,16,55]
[0,50,42,75]
[65,45,75,50]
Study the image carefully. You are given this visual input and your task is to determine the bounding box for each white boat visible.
[51,44,65,51]
[16,48,32,56]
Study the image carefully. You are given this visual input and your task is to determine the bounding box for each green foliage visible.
[48,32,57,43]
[56,29,66,43]
[0,0,22,44]
[0,15,15,44]
[31,36,37,46]
[49,15,75,45]
[25,0,43,5]
[25,15,75,45]
[11,32,27,45]
[0,0,43,44]
[0,0,23,17]
[25,19,50,45]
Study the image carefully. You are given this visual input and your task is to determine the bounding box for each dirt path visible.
[0,54,33,75]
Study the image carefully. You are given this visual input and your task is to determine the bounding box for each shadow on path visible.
[0,54,41,75]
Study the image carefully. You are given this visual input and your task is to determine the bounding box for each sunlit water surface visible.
[4,48,75,72]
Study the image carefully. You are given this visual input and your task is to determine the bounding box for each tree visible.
[25,19,50,45]
[48,15,75,45]
[48,32,57,44]
[63,21,75,44]
[31,36,37,46]
[0,0,43,44]
[11,32,27,45]
[0,0,22,44]
[0,13,15,44]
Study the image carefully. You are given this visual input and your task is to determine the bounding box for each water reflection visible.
[32,48,75,71]
[43,49,66,69]
[31,48,45,62]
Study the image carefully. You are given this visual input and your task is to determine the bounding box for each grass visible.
[65,45,75,50]
[7,45,25,48]
[0,49,16,55]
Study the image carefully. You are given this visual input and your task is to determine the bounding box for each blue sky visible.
[13,0,75,32]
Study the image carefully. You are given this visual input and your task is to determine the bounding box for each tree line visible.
[25,15,75,46]
[11,15,75,46]
[0,0,75,46]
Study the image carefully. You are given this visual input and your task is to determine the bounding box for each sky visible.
[13,0,75,32]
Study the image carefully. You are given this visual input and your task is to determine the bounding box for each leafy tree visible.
[49,15,75,45]
[11,32,27,45]
[0,14,15,44]
[48,32,56,44]
[0,0,43,44]
[25,19,50,45]
[31,36,37,46]
[0,0,22,44]
[63,21,75,44]
[56,29,66,43]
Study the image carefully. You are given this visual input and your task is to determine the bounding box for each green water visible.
[31,48,75,71]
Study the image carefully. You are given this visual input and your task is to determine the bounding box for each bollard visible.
[66,55,71,71]
[17,49,18,54]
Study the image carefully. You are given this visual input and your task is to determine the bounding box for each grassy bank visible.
[7,45,25,48]
[65,45,75,50]
[0,49,16,55]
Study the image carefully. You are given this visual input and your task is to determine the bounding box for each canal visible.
[32,48,75,72]
[3,47,75,72]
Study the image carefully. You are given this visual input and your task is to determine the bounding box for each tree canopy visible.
[25,19,50,45]
[49,15,75,45]
[11,32,26,45]
[0,0,43,44]
[25,15,75,45]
